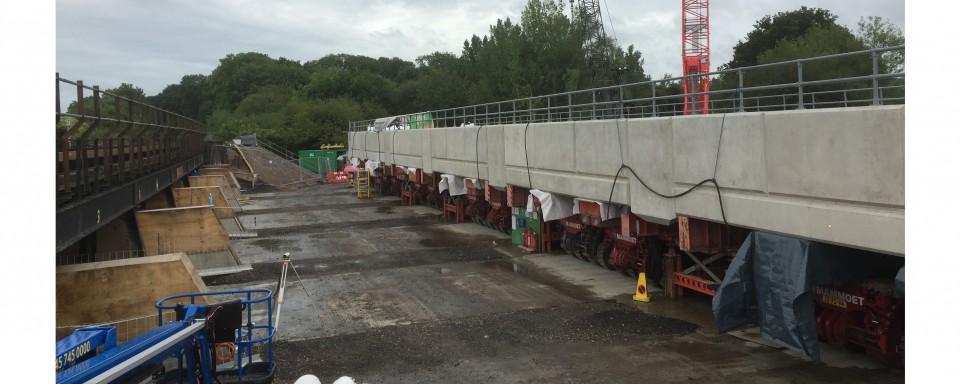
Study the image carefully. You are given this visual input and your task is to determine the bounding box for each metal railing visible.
[56,74,208,205]
[56,250,146,266]
[348,46,904,131]
[255,135,299,163]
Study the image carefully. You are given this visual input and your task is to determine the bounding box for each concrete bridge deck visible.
[348,106,905,256]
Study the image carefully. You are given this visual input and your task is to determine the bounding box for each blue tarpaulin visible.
[712,232,903,361]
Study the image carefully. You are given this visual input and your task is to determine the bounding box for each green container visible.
[298,150,343,174]
[511,207,542,246]
[407,112,434,129]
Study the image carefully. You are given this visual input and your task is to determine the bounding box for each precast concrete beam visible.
[347,106,905,256]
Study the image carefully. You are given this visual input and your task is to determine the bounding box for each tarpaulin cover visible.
[895,266,905,299]
[365,161,380,176]
[712,231,904,361]
[572,198,623,221]
[439,174,466,196]
[527,189,575,222]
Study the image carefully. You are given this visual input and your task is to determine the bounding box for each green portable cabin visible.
[299,149,345,174]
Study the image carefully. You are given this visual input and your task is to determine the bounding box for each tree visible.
[857,16,905,73]
[748,25,869,109]
[723,6,839,70]
[207,52,309,112]
[150,74,210,120]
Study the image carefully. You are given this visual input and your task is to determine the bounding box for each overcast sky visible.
[56,0,904,98]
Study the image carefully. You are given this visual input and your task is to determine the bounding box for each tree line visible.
[64,1,903,152]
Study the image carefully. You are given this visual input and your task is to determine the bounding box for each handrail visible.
[348,46,905,131]
[233,145,256,174]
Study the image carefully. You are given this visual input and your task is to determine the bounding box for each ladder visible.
[356,169,371,198]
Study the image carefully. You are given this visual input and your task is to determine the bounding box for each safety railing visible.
[349,46,904,131]
[56,74,208,206]
[56,250,146,266]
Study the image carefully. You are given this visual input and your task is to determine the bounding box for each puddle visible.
[375,206,395,214]
[418,226,503,248]
[251,238,302,253]
[310,231,351,239]
[477,258,599,302]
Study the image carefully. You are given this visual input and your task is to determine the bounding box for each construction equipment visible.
[55,288,278,384]
[53,253,306,383]
[571,0,618,117]
[813,280,905,365]
[682,0,710,114]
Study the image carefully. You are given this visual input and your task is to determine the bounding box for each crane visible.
[681,0,710,114]
[571,0,627,119]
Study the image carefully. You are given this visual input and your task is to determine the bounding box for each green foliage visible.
[149,75,210,120]
[148,0,658,151]
[62,83,149,140]
[724,6,839,70]
[745,25,870,109]
[857,16,905,73]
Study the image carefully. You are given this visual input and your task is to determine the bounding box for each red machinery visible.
[813,281,905,365]
[602,212,668,277]
[389,165,405,196]
[484,184,511,234]
[559,199,668,278]
[558,201,606,266]
[465,179,490,225]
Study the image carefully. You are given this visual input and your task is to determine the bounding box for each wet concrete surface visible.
[206,182,904,383]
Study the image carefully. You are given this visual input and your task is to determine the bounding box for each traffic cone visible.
[633,272,650,302]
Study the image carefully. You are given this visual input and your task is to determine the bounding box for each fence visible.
[349,46,904,131]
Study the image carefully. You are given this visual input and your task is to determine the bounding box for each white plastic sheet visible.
[439,174,466,196]
[365,160,380,176]
[527,189,575,222]
[350,157,359,167]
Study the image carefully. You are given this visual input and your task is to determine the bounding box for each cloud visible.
[56,0,904,97]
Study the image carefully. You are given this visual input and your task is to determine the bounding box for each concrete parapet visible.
[348,106,905,255]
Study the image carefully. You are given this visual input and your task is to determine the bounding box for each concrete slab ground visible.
[202,182,903,384]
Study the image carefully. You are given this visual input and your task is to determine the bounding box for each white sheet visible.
[439,174,467,196]
[365,160,380,176]
[528,189,576,222]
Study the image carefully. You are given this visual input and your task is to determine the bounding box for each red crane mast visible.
[682,0,710,114]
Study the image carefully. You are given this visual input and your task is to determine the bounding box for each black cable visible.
[605,164,729,227]
[523,122,532,189]
[713,114,727,179]
[475,125,484,179]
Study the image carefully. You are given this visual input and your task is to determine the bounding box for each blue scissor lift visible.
[55,253,307,383]
[56,288,278,384]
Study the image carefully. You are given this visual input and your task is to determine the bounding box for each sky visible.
[55,0,905,98]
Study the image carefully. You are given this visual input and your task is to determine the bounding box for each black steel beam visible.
[56,154,204,253]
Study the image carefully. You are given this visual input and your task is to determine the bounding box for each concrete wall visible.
[56,253,207,325]
[172,186,235,219]
[136,206,229,256]
[190,174,238,202]
[349,106,905,256]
